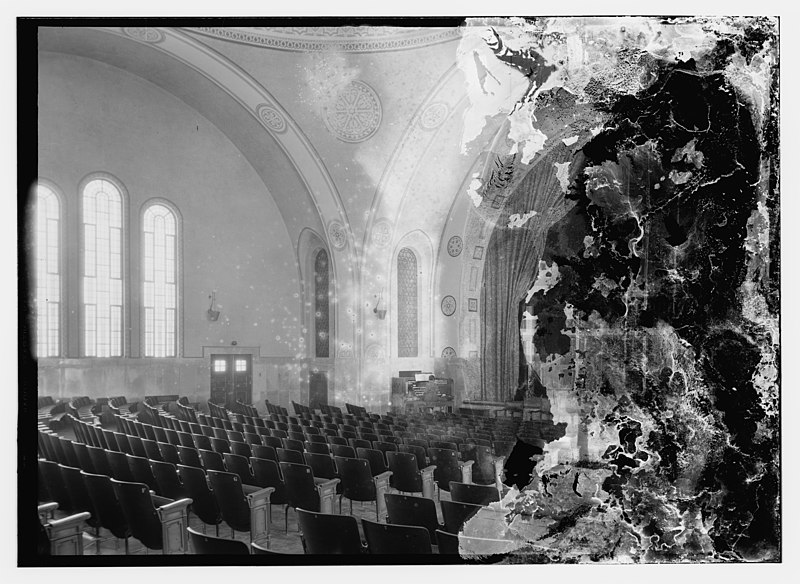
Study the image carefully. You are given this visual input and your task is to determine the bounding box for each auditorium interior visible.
[25,20,781,564]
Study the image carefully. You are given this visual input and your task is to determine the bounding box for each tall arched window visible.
[397,247,418,357]
[143,203,178,357]
[35,183,60,357]
[82,177,124,357]
[314,249,330,358]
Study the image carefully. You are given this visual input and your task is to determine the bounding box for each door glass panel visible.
[213,359,226,372]
[235,359,247,372]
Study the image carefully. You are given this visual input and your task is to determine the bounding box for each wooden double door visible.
[210,354,252,410]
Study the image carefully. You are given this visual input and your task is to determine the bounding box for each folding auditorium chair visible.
[296,509,365,555]
[251,444,279,463]
[439,500,482,533]
[178,464,223,535]
[428,448,474,497]
[449,482,500,506]
[304,441,331,456]
[276,447,304,465]
[150,460,189,501]
[187,526,250,555]
[106,450,136,482]
[223,452,258,486]
[111,479,192,554]
[177,445,204,469]
[399,444,428,471]
[82,471,132,553]
[361,518,432,555]
[207,470,274,547]
[384,493,443,541]
[141,438,163,462]
[278,462,340,533]
[331,444,356,459]
[230,441,252,459]
[199,449,227,472]
[333,455,392,520]
[250,457,288,521]
[356,447,389,477]
[157,441,181,465]
[127,455,160,492]
[386,451,436,499]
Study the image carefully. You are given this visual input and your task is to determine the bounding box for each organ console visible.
[390,371,454,414]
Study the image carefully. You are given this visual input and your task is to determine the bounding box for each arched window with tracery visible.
[35,182,61,357]
[142,202,178,357]
[314,249,330,358]
[82,177,124,357]
[397,247,418,357]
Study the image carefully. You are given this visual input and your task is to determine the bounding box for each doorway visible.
[309,371,328,411]
[210,354,253,409]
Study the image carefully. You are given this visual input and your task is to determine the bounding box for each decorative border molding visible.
[442,346,457,359]
[187,26,462,53]
[441,295,457,317]
[371,220,393,248]
[419,102,450,130]
[327,221,348,250]
[256,103,287,133]
[122,27,165,43]
[324,80,382,143]
[447,235,463,257]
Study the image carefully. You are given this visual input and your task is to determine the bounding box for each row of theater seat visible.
[38,396,514,555]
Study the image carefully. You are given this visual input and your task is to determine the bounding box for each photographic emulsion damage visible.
[22,16,780,565]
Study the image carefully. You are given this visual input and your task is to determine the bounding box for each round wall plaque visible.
[441,295,457,316]
[447,235,463,257]
[442,347,457,359]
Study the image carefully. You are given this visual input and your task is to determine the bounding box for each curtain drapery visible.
[480,145,575,402]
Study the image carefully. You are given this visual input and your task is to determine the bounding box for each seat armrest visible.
[373,471,393,522]
[492,456,505,491]
[245,486,275,507]
[245,487,275,546]
[47,511,90,529]
[156,497,192,554]
[38,502,59,516]
[315,478,340,514]
[459,459,475,484]
[156,497,193,514]
[45,511,91,556]
[420,465,436,499]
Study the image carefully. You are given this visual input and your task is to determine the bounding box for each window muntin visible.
[82,178,124,357]
[143,203,177,357]
[235,359,247,372]
[214,359,226,372]
[35,183,60,357]
[397,247,418,357]
[314,249,330,358]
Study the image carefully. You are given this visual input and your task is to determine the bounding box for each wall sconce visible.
[373,288,387,320]
[207,291,220,322]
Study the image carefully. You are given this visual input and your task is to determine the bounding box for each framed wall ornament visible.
[441,295,456,316]
[327,221,347,250]
[447,235,463,257]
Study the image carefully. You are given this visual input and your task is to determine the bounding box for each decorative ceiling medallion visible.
[188,27,462,53]
[420,102,449,130]
[365,344,386,363]
[328,221,347,251]
[447,235,463,257]
[441,295,457,317]
[324,81,382,143]
[442,347,457,359]
[256,103,286,133]
[371,220,392,248]
[122,27,164,43]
